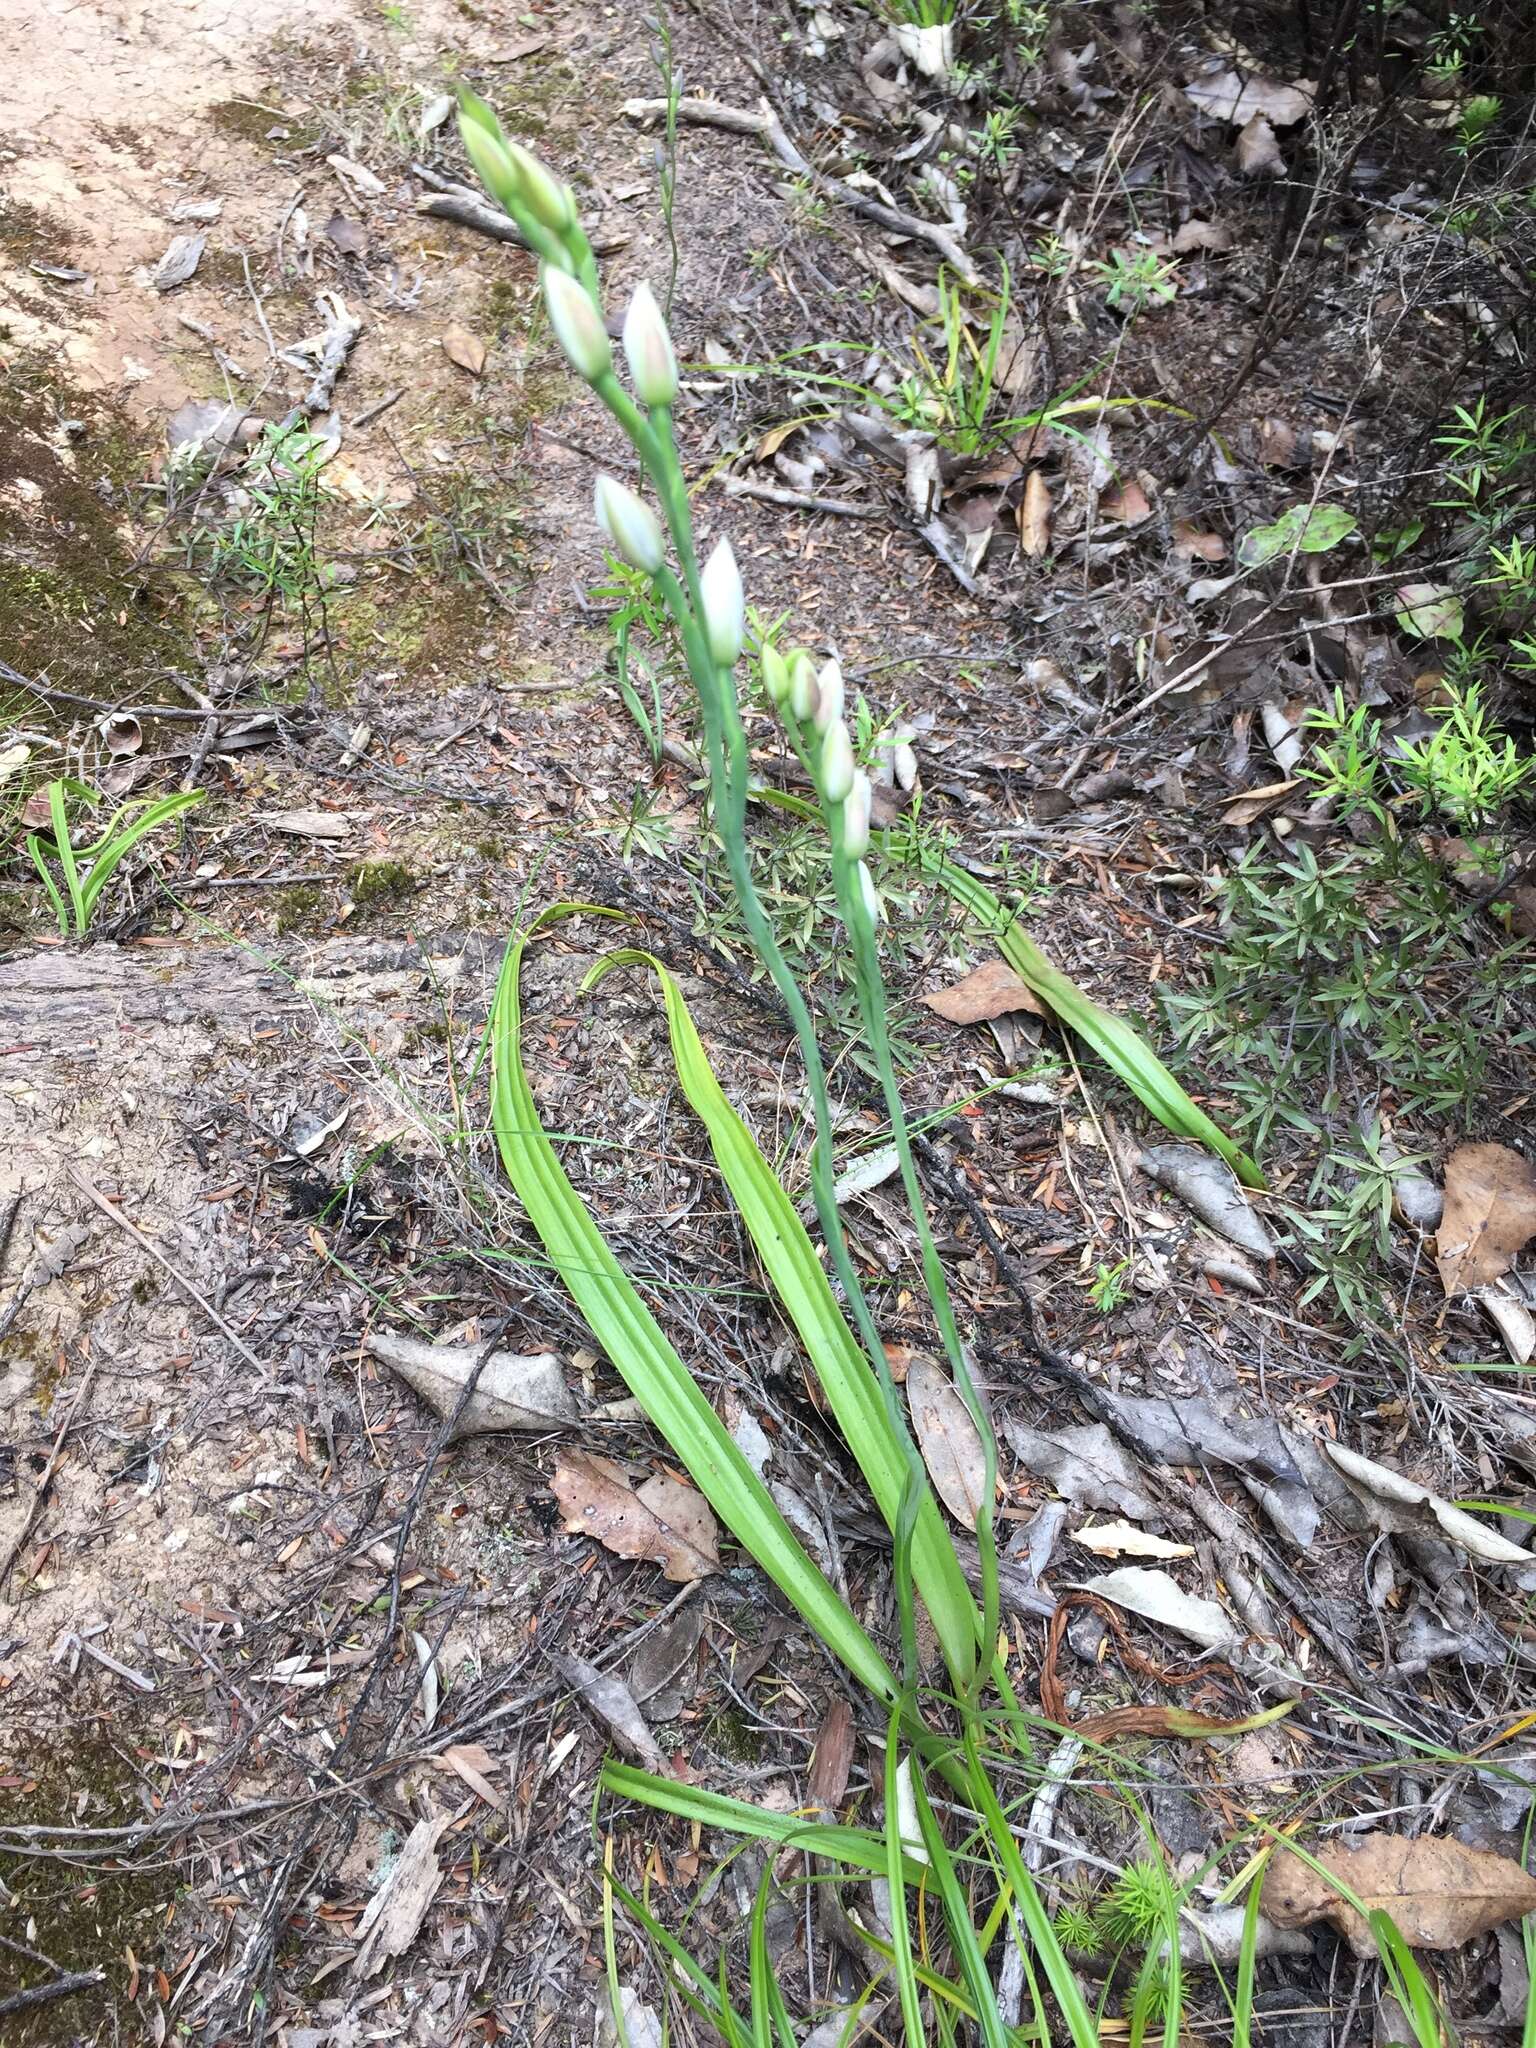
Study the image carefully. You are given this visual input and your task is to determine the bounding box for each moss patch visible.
[0,357,196,699]
[346,858,417,908]
[0,1727,173,2045]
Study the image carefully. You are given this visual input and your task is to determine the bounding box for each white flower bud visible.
[787,651,818,723]
[813,658,844,734]
[700,539,745,666]
[594,475,664,574]
[892,724,919,791]
[821,719,855,803]
[543,265,611,382]
[842,771,872,859]
[855,859,883,926]
[622,282,679,407]
[761,644,790,705]
[508,140,577,234]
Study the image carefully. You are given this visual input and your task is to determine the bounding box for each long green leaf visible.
[602,1761,926,1884]
[916,852,1263,1190]
[77,788,204,925]
[491,909,901,1708]
[585,947,981,1686]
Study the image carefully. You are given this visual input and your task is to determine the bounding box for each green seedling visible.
[27,778,204,937]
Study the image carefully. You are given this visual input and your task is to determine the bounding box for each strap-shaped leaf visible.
[920,852,1263,1190]
[586,948,981,1684]
[490,909,901,1708]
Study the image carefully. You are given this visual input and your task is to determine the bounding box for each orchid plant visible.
[455,92,1438,2048]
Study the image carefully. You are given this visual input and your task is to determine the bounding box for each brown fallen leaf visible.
[552,1450,719,1583]
[1100,478,1152,526]
[907,1354,987,1530]
[808,1699,855,1814]
[921,957,1044,1024]
[436,1741,503,1805]
[1076,1703,1289,1742]
[1171,520,1229,563]
[1262,1834,1536,1959]
[1171,218,1234,256]
[1236,112,1286,178]
[1435,1142,1536,1296]
[1018,469,1052,557]
[555,1652,667,1770]
[442,323,488,376]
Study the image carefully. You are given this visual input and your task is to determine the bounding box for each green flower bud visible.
[855,859,882,926]
[543,265,611,382]
[821,719,855,803]
[459,114,525,221]
[622,281,679,407]
[508,140,577,235]
[762,644,790,705]
[787,651,818,723]
[595,475,664,574]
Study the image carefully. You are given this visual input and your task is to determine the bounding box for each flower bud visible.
[843,770,872,859]
[594,475,664,574]
[543,265,611,382]
[855,859,883,926]
[508,140,577,235]
[622,281,678,407]
[821,719,855,803]
[787,651,818,723]
[700,538,745,666]
[460,114,525,221]
[761,644,790,705]
[813,658,844,733]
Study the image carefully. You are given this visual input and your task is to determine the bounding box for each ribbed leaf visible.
[490,909,901,1708]
[920,853,1263,1189]
[585,948,980,1686]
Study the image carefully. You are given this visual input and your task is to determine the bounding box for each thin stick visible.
[722,478,883,519]
[69,1170,266,1373]
[0,1355,99,1590]
[0,1971,107,2021]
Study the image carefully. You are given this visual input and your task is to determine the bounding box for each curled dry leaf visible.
[98,713,143,757]
[1072,1521,1193,1561]
[907,1353,987,1530]
[1171,520,1229,562]
[1018,469,1052,557]
[1140,1144,1276,1259]
[922,956,1045,1025]
[552,1450,720,1583]
[1236,113,1286,178]
[1263,1833,1536,1958]
[1003,1416,1160,1522]
[366,1329,575,1439]
[1077,1566,1237,1651]
[555,1652,666,1770]
[1099,478,1152,526]
[1171,218,1234,256]
[442,323,488,376]
[808,1698,856,1813]
[1435,1142,1536,1295]
[1323,1440,1532,1566]
[1184,68,1315,127]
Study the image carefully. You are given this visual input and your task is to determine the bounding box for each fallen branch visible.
[623,95,979,285]
[0,1971,107,2022]
[412,166,628,255]
[297,291,362,417]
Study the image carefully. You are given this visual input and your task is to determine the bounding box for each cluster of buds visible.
[458,89,879,926]
[764,653,881,921]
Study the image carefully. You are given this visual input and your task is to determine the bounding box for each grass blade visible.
[491,909,901,1708]
[914,850,1263,1189]
[883,1708,929,2048]
[48,779,86,933]
[907,1756,1010,2048]
[586,946,981,1686]
[601,1761,925,1884]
